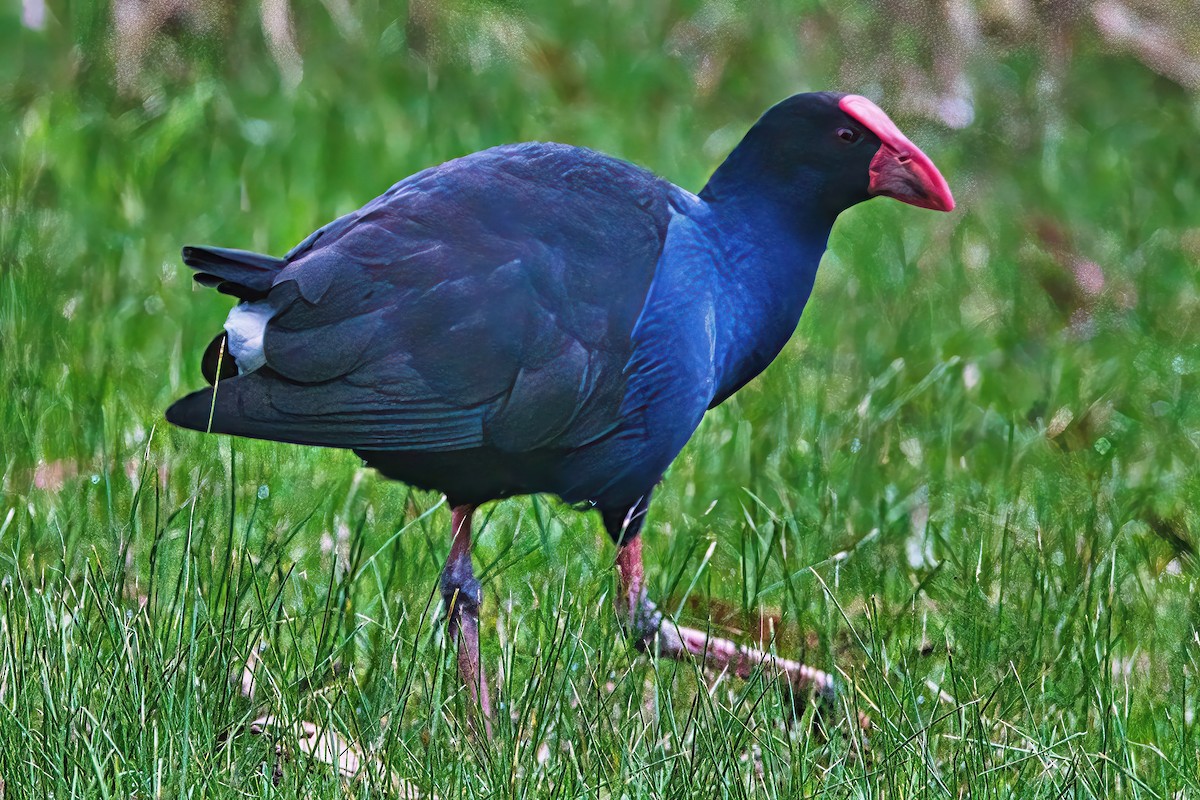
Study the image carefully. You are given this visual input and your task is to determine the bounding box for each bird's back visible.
[168,142,684,502]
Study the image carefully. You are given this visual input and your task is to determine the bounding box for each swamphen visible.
[167,92,954,734]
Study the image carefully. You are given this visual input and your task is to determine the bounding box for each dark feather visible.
[182,246,286,300]
[200,333,238,386]
[169,144,674,470]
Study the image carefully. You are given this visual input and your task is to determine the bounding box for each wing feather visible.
[172,143,673,453]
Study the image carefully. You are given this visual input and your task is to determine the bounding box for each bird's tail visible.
[182,245,286,300]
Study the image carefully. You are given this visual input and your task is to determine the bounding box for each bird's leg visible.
[613,527,848,721]
[613,535,665,640]
[441,504,494,739]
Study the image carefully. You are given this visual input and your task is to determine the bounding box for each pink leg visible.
[441,504,494,739]
[615,535,866,728]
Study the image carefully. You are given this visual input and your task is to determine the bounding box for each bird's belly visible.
[355,426,677,509]
[358,447,558,505]
[356,444,618,507]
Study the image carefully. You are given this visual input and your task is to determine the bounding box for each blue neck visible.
[699,191,833,405]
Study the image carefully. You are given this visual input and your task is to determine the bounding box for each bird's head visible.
[704,91,955,221]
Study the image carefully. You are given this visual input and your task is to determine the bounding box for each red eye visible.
[837,127,861,143]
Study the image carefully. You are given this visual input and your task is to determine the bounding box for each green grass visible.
[2,1,1199,797]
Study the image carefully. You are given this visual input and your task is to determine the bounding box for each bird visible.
[166,91,954,736]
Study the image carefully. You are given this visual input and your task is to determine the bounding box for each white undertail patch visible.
[224,300,274,374]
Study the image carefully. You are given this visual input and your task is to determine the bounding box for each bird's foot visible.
[626,600,868,732]
[613,532,867,734]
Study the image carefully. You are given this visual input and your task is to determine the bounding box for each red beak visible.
[839,95,955,212]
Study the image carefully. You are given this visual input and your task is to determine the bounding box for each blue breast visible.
[572,190,833,506]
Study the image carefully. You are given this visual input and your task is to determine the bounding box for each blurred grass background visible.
[2,0,1200,796]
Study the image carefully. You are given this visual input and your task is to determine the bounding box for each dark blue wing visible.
[168,143,674,452]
